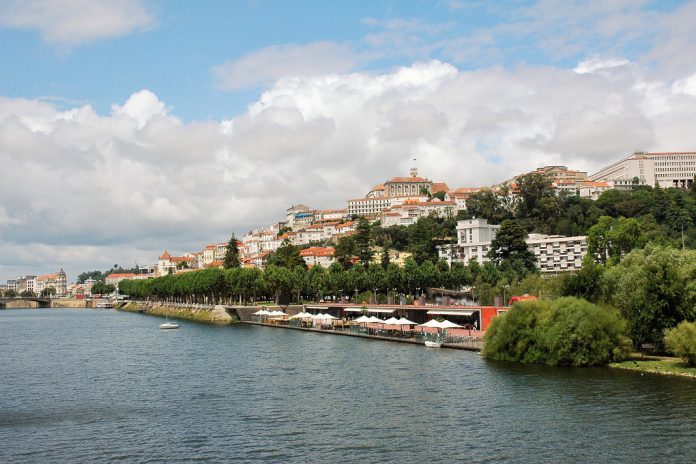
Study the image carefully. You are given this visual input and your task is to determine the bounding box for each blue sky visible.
[1,0,687,120]
[1,0,696,281]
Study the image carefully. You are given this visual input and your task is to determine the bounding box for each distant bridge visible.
[0,297,51,308]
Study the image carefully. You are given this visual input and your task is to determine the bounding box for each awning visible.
[344,308,395,314]
[306,306,329,310]
[426,310,475,316]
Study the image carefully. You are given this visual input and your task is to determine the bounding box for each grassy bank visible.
[610,354,696,379]
[120,302,238,325]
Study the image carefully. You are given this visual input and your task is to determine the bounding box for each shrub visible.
[664,321,696,365]
[483,297,631,366]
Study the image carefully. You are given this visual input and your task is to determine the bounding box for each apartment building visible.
[438,218,587,273]
[591,151,696,188]
[299,247,336,268]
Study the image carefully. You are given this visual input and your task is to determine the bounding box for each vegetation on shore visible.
[610,355,696,379]
[483,297,631,366]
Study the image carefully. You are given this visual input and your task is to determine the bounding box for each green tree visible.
[488,219,536,273]
[91,281,116,295]
[587,216,646,264]
[268,239,306,269]
[664,321,696,365]
[602,245,696,351]
[354,217,374,267]
[40,287,56,297]
[223,233,241,269]
[334,236,356,269]
[483,297,630,366]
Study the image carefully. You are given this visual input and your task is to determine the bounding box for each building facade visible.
[591,151,696,188]
[439,218,587,273]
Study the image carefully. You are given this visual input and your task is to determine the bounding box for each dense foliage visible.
[601,245,696,351]
[483,297,631,366]
[664,321,696,366]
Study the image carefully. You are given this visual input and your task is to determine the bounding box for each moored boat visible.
[424,341,442,348]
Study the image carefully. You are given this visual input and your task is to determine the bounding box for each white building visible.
[438,218,587,273]
[299,247,336,268]
[590,151,696,189]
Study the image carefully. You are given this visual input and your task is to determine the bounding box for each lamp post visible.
[503,285,510,306]
[374,287,378,304]
[354,288,358,303]
[339,288,343,302]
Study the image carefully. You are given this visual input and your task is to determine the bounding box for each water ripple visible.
[1,309,696,463]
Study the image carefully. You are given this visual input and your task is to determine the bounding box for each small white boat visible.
[159,312,179,329]
[424,341,442,348]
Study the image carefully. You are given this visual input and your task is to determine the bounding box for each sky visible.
[2,0,696,282]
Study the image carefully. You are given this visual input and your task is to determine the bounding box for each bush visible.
[483,297,631,366]
[664,321,696,365]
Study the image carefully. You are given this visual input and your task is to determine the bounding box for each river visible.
[1,308,695,463]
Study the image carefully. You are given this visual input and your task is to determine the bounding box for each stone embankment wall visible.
[51,299,91,308]
[120,301,238,325]
[1,300,39,309]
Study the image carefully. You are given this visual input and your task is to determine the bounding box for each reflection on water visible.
[1,308,695,463]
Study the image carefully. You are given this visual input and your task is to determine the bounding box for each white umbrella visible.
[268,310,286,317]
[419,319,444,328]
[323,314,338,320]
[439,319,463,329]
[354,315,371,323]
[289,313,305,319]
[397,317,417,325]
[312,313,328,319]
[367,316,383,323]
[253,309,271,315]
[382,317,402,326]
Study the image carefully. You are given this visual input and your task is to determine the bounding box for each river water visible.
[1,308,695,463]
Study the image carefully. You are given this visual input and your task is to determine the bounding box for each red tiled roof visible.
[107,273,136,279]
[432,182,450,192]
[159,250,171,259]
[300,247,336,257]
[386,176,430,183]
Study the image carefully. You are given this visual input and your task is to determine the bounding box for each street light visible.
[503,285,510,306]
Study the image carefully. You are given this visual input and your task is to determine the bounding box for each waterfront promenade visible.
[246,320,484,351]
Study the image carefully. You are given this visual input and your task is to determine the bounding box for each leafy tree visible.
[40,287,56,297]
[267,239,306,269]
[19,290,35,297]
[602,245,696,351]
[334,236,356,269]
[560,256,603,302]
[487,219,536,273]
[91,281,116,295]
[587,216,646,264]
[664,321,696,365]
[407,217,438,264]
[223,233,241,269]
[5,289,17,298]
[483,297,630,366]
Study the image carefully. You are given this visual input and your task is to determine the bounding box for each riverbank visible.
[120,302,238,325]
[610,354,696,379]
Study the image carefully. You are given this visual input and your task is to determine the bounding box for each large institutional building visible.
[439,219,587,273]
[590,151,696,188]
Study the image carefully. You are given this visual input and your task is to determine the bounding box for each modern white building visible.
[590,151,696,188]
[438,218,587,273]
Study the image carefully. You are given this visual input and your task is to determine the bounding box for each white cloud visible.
[213,42,358,90]
[573,56,630,74]
[0,0,155,47]
[672,73,696,97]
[5,58,696,280]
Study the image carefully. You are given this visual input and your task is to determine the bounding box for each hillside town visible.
[3,150,696,297]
